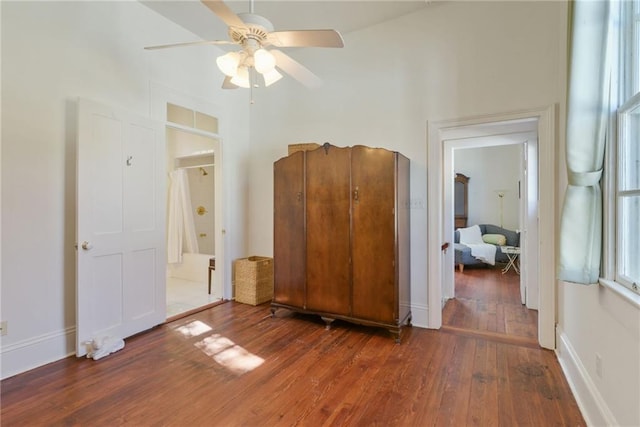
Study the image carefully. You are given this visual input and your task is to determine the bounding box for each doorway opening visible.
[444,139,537,343]
[427,105,556,349]
[165,103,223,318]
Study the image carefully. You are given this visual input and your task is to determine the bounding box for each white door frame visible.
[427,105,556,349]
[150,84,228,300]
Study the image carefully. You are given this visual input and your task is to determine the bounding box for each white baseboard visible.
[1,326,75,380]
[409,303,429,328]
[555,327,617,427]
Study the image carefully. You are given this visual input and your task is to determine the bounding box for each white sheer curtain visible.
[558,0,612,284]
[167,169,199,264]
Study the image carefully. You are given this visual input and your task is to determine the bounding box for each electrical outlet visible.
[595,354,603,378]
[0,321,7,336]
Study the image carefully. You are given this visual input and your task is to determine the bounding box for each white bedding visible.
[458,224,497,265]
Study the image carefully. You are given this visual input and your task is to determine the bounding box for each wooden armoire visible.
[271,143,411,342]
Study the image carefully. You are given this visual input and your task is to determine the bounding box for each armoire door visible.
[305,145,351,315]
[351,146,397,323]
[273,151,306,308]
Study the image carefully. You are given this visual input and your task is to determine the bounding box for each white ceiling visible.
[141,0,429,43]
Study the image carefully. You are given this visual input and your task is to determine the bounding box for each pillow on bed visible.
[482,233,507,246]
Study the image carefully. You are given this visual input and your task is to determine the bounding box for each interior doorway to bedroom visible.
[428,106,556,348]
[442,127,539,343]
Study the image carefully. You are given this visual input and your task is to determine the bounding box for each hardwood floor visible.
[2,298,584,426]
[444,266,537,343]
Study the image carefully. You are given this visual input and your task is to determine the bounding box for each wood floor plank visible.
[1,298,585,426]
[303,330,399,426]
[415,333,459,426]
[467,339,500,426]
[445,266,536,340]
[495,340,519,426]
[224,325,370,425]
[388,329,455,426]
[332,329,426,426]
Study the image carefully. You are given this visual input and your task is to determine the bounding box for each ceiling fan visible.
[145,0,344,89]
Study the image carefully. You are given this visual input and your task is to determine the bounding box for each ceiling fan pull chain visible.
[250,73,255,104]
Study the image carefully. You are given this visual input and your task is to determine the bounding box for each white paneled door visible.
[76,98,166,357]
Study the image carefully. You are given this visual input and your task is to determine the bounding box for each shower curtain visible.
[167,169,199,264]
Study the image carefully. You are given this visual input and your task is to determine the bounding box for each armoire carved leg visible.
[320,317,335,330]
[390,328,402,344]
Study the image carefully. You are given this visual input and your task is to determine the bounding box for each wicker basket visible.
[234,256,274,306]
[288,143,320,155]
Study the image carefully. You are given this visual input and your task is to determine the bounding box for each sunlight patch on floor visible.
[173,320,213,338]
[195,334,264,375]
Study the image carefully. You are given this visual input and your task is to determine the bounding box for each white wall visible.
[0,1,250,379]
[557,283,640,426]
[187,165,215,255]
[455,144,521,230]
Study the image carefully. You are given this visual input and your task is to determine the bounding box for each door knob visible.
[81,241,93,250]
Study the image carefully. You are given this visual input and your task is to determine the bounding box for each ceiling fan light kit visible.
[262,68,283,87]
[216,51,242,76]
[230,66,251,88]
[145,0,344,90]
[253,48,276,74]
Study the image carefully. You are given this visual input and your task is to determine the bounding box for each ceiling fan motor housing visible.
[230,13,274,50]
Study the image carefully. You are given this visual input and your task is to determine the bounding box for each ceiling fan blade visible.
[271,49,322,88]
[268,30,344,48]
[222,76,239,90]
[144,40,234,50]
[201,0,246,29]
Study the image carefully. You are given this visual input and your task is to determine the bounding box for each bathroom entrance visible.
[165,103,223,318]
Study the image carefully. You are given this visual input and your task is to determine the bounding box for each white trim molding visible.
[408,303,429,329]
[556,327,618,427]
[1,326,76,380]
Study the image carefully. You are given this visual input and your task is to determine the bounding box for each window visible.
[167,102,219,134]
[612,0,640,292]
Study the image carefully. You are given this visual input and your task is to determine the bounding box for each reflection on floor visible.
[167,277,221,318]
